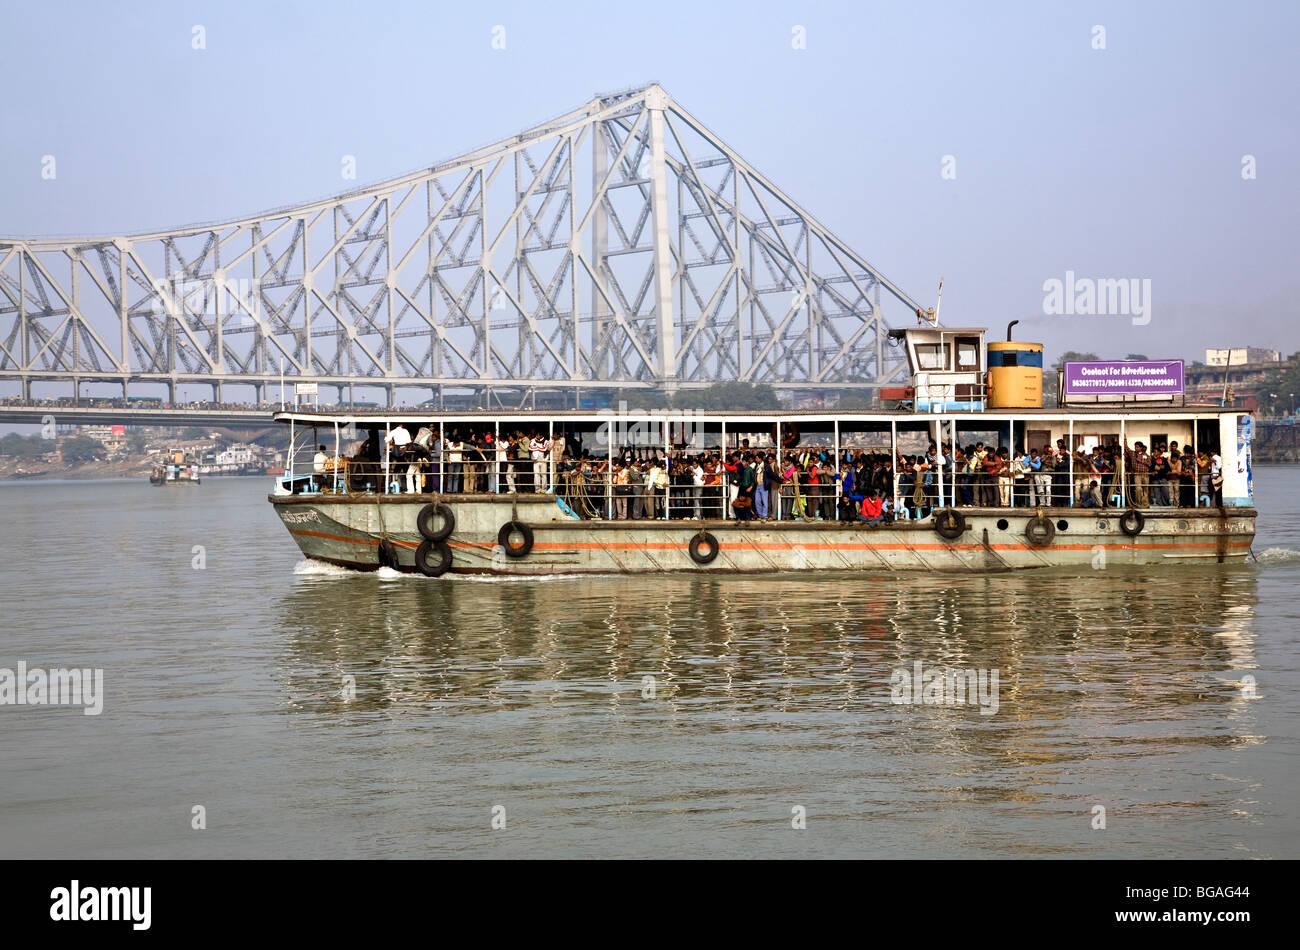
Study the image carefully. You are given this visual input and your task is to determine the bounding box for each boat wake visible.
[292,559,362,578]
[1253,547,1300,564]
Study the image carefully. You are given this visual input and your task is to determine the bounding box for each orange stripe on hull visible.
[288,527,1250,555]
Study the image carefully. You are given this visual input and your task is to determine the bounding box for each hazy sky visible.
[2,0,1297,370]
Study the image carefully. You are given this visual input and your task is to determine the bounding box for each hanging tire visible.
[414,539,453,576]
[497,521,534,558]
[934,507,967,540]
[688,531,720,565]
[416,503,454,542]
[377,539,399,569]
[1025,514,1056,547]
[1120,508,1145,537]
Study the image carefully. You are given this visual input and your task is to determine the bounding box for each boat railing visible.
[279,446,1226,516]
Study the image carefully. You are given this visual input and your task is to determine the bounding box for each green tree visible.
[181,427,207,440]
[1125,353,1149,361]
[1259,363,1300,417]
[610,387,670,410]
[60,435,104,464]
[0,433,45,458]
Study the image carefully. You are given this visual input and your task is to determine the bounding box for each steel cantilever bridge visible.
[0,83,923,424]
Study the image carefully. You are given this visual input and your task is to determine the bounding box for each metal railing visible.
[280,447,1219,515]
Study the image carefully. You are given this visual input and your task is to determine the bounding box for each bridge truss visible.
[0,84,922,407]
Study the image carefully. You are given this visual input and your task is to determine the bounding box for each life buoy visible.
[1120,508,1145,537]
[688,531,720,565]
[497,521,534,558]
[769,422,800,449]
[416,503,454,542]
[1025,514,1056,547]
[934,507,967,540]
[414,539,453,576]
[377,539,399,569]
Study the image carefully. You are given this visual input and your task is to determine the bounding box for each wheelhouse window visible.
[914,343,950,371]
[955,337,980,371]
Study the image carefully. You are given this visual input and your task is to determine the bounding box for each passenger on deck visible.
[762,453,781,521]
[627,460,645,519]
[530,433,549,493]
[497,436,511,493]
[980,447,1001,506]
[860,490,885,526]
[1078,479,1104,508]
[1167,442,1184,507]
[1125,440,1151,507]
[1182,445,1198,507]
[445,432,462,493]
[1150,447,1172,507]
[386,425,417,494]
[690,459,705,520]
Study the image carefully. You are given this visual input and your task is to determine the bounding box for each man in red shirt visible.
[860,490,885,526]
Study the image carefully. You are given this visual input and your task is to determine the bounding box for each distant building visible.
[1205,347,1281,366]
[214,444,256,466]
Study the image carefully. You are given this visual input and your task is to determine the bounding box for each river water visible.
[1,468,1297,859]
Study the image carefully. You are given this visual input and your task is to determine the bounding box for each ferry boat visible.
[267,325,1255,575]
[150,451,201,486]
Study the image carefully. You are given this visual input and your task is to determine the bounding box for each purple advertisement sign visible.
[1063,360,1184,397]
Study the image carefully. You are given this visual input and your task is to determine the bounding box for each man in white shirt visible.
[1210,450,1224,505]
[644,458,662,518]
[386,425,417,494]
[530,434,549,492]
[447,435,463,493]
[691,461,705,519]
[496,437,511,493]
[312,444,328,491]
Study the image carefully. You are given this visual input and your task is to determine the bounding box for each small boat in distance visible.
[150,450,201,486]
[266,323,1256,576]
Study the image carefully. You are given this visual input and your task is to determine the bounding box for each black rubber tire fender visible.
[688,531,720,565]
[414,539,453,576]
[1119,508,1146,537]
[934,507,967,540]
[497,521,535,558]
[1025,514,1056,548]
[416,503,455,542]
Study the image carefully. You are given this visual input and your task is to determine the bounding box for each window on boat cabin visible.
[1148,432,1168,451]
[954,337,980,371]
[914,342,950,371]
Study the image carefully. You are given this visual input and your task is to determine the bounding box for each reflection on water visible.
[277,567,1262,723]
[265,564,1279,857]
